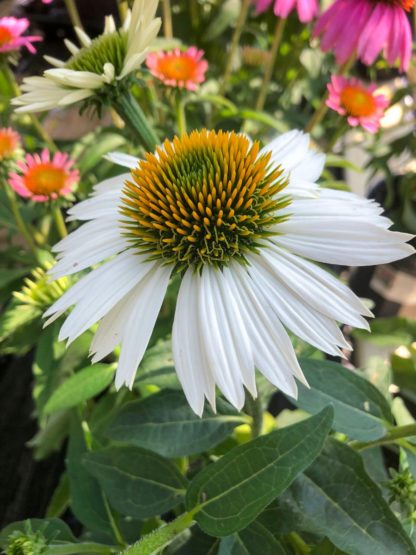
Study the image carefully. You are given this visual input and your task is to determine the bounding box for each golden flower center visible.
[120,130,290,271]
[380,0,414,10]
[340,86,376,117]
[0,132,16,158]
[24,164,67,195]
[157,55,198,81]
[0,26,13,47]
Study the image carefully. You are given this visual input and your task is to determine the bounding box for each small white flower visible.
[12,0,161,113]
[44,130,414,415]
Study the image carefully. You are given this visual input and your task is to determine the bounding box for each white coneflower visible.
[44,130,414,415]
[13,0,160,114]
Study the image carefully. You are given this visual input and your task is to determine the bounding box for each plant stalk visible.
[245,391,263,439]
[5,186,37,254]
[114,92,159,152]
[53,206,68,238]
[121,511,197,555]
[48,543,118,555]
[162,0,173,38]
[220,0,251,94]
[175,96,187,135]
[64,0,84,30]
[351,424,416,451]
[255,18,286,112]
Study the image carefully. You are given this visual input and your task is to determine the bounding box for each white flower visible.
[44,130,414,415]
[12,0,161,113]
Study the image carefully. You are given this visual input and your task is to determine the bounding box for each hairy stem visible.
[245,391,263,439]
[351,424,416,451]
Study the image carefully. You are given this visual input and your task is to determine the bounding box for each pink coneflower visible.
[314,0,413,72]
[9,150,79,202]
[254,0,318,22]
[0,17,42,55]
[326,76,390,133]
[0,128,20,159]
[146,47,208,91]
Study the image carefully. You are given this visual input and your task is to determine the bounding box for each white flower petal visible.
[67,189,122,221]
[74,26,92,48]
[105,152,139,169]
[115,263,172,389]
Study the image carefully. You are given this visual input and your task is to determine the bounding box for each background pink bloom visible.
[314,0,413,72]
[326,75,390,133]
[0,128,20,159]
[146,47,208,91]
[0,17,42,54]
[9,149,79,202]
[254,0,318,22]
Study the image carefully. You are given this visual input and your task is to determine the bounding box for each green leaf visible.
[279,438,416,555]
[105,390,246,458]
[293,359,393,441]
[135,338,180,389]
[186,407,333,537]
[83,446,188,519]
[311,538,347,555]
[218,521,287,555]
[76,132,126,174]
[44,364,116,414]
[66,419,110,534]
[0,267,30,289]
[46,473,70,518]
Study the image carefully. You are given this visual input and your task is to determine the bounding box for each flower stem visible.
[175,96,187,136]
[48,543,118,555]
[120,511,197,555]
[350,424,416,451]
[162,0,173,38]
[118,1,129,23]
[255,18,286,112]
[53,206,68,238]
[288,533,311,554]
[324,120,349,153]
[64,0,84,30]
[5,186,37,254]
[114,92,159,152]
[220,0,251,95]
[245,391,263,439]
[304,55,355,134]
[102,492,127,548]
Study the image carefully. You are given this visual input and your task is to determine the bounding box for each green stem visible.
[324,120,349,153]
[102,493,127,548]
[48,543,118,555]
[254,18,286,112]
[118,1,129,23]
[64,0,84,29]
[351,424,416,451]
[53,206,68,238]
[162,0,173,38]
[175,96,187,136]
[5,186,37,254]
[245,391,263,439]
[220,0,251,95]
[114,92,159,152]
[304,55,355,134]
[121,511,197,555]
[288,533,311,555]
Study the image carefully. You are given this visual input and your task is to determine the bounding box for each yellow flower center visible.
[157,54,199,82]
[0,25,13,47]
[340,85,376,118]
[24,163,67,196]
[120,130,290,271]
[0,131,16,158]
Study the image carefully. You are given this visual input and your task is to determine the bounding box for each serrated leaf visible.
[105,389,245,458]
[293,359,393,441]
[279,438,415,555]
[44,364,115,414]
[186,407,333,537]
[83,446,188,519]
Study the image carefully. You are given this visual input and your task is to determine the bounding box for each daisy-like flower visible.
[12,0,161,113]
[327,76,390,133]
[44,129,414,415]
[254,0,318,22]
[9,149,79,202]
[146,47,208,91]
[0,17,42,55]
[0,128,20,160]
[313,0,413,72]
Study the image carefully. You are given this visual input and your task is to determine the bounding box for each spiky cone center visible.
[379,0,414,10]
[24,163,68,195]
[340,85,377,117]
[66,31,127,75]
[120,130,290,271]
[0,25,13,47]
